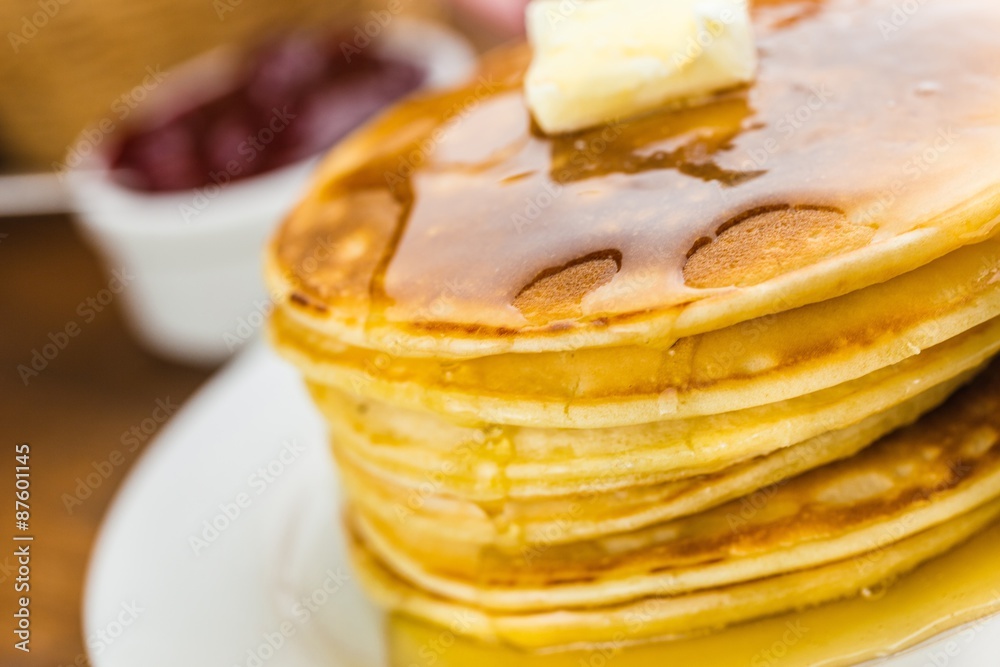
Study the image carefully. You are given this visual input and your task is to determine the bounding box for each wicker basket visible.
[0,0,451,169]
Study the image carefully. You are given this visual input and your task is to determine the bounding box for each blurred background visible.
[0,1,524,664]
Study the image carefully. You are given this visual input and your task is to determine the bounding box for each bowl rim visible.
[65,16,476,236]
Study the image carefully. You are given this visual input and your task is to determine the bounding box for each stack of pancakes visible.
[268,0,1000,651]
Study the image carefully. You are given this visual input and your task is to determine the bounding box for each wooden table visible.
[0,11,506,662]
[0,214,213,666]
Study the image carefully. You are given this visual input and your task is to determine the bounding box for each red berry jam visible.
[110,32,425,192]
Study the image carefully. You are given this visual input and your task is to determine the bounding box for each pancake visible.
[265,0,1000,655]
[273,236,1000,428]
[336,365,978,549]
[350,498,1000,650]
[348,360,1000,611]
[267,0,1000,358]
[312,316,1000,502]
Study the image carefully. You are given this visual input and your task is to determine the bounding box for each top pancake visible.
[269,0,1000,357]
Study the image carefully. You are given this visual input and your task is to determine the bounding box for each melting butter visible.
[525,0,757,134]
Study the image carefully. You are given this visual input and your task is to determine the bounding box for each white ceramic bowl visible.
[67,18,475,365]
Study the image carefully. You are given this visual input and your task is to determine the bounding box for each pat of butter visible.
[525,0,758,134]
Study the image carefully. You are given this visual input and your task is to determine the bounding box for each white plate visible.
[85,342,382,667]
[85,343,1000,667]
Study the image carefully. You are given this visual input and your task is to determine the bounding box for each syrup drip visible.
[280,0,1000,337]
[388,519,1000,666]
